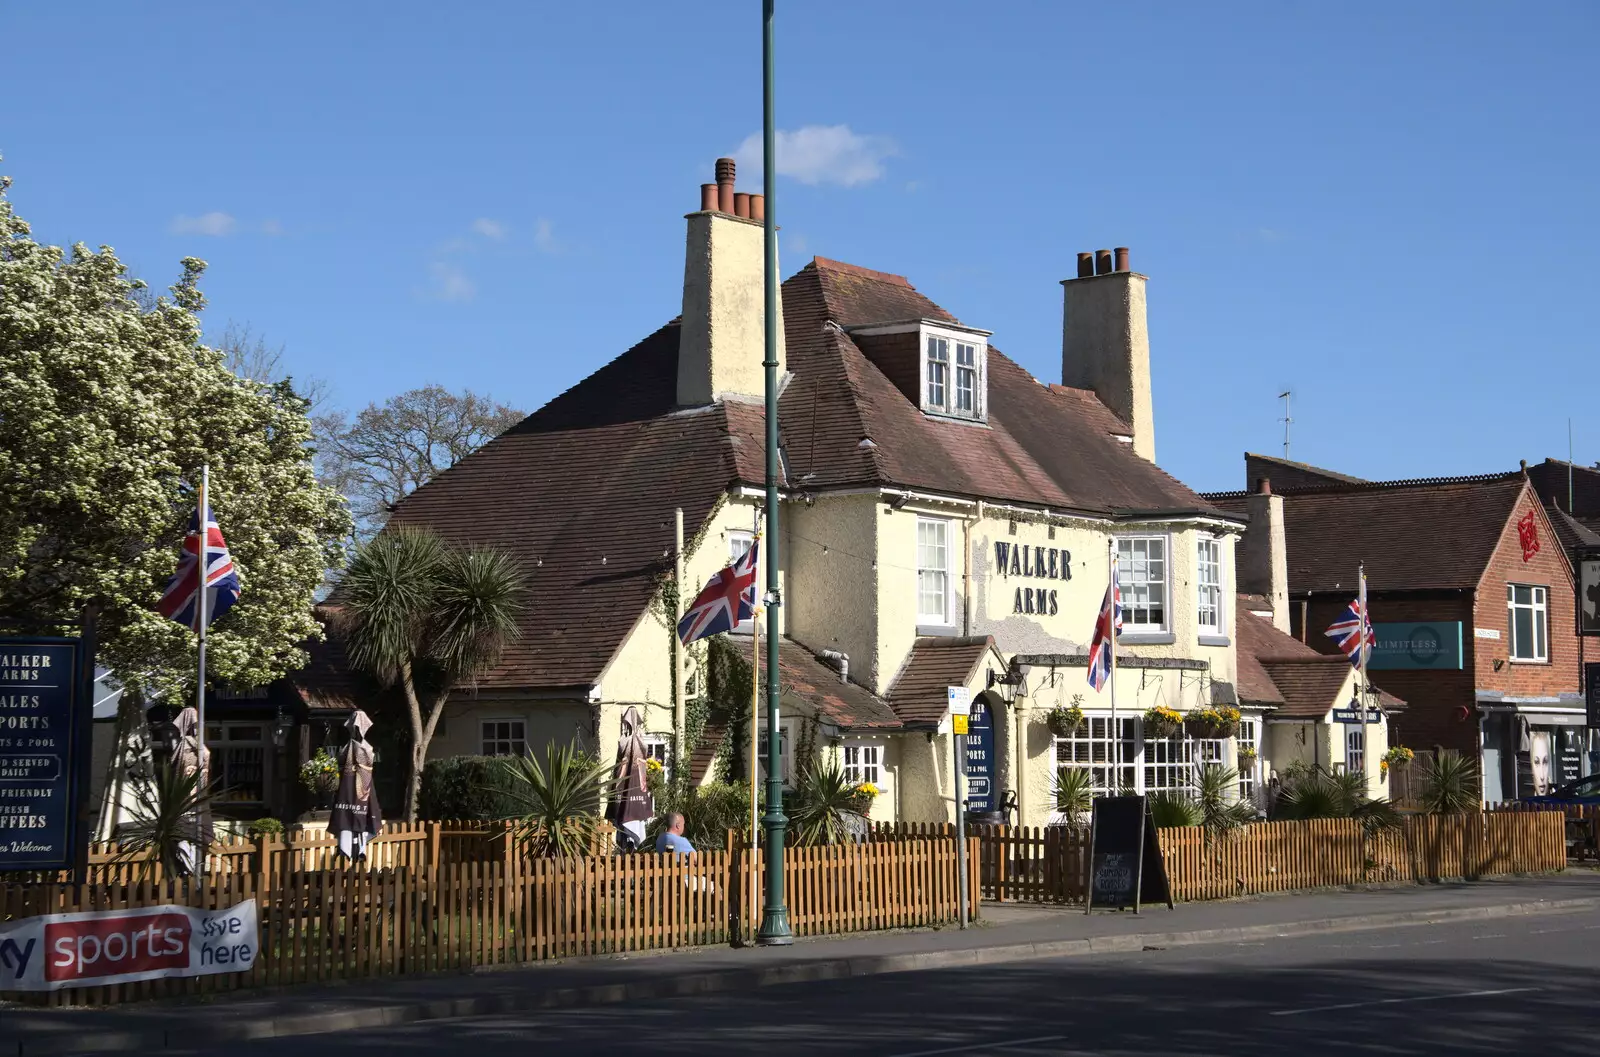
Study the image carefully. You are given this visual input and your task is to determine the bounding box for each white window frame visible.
[921,325,987,421]
[204,721,270,806]
[916,516,953,627]
[728,531,756,634]
[1116,535,1171,634]
[1345,725,1365,775]
[641,733,672,780]
[1238,717,1260,800]
[756,720,797,789]
[1196,536,1224,638]
[480,718,528,758]
[842,740,884,786]
[1054,715,1138,796]
[1506,583,1549,663]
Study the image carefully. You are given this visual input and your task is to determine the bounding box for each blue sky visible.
[6,1,1595,493]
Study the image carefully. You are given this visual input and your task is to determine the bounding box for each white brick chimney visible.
[677,158,785,407]
[1061,247,1154,462]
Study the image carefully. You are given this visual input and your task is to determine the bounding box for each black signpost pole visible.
[73,607,98,887]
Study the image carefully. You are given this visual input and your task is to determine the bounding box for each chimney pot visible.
[1095,249,1113,275]
[734,192,751,219]
[1256,477,1272,495]
[749,194,765,222]
[1076,252,1094,278]
[699,184,718,212]
[716,157,736,214]
[1114,247,1130,272]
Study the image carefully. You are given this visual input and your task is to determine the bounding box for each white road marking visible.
[1471,933,1507,940]
[1269,987,1537,1017]
[888,1036,1068,1057]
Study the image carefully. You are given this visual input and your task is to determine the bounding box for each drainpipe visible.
[962,501,984,635]
[819,650,848,684]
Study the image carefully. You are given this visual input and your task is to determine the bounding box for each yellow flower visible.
[856,782,880,798]
[645,758,664,773]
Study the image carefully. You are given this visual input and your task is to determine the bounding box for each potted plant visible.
[299,748,341,809]
[1236,745,1259,769]
[846,781,880,816]
[1380,745,1414,779]
[1144,705,1184,740]
[1184,705,1241,740]
[1046,696,1087,737]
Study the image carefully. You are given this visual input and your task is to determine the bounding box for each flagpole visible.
[749,597,760,942]
[196,464,209,878]
[1107,537,1118,792]
[1359,562,1371,795]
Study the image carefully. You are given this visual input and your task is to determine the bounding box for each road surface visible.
[188,906,1600,1056]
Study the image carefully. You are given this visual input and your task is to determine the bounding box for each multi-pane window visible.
[1196,537,1223,636]
[1238,718,1260,801]
[481,720,527,757]
[1054,716,1138,795]
[1346,726,1365,775]
[729,532,756,633]
[843,741,882,786]
[205,723,267,805]
[917,517,951,625]
[1117,537,1168,632]
[1507,584,1548,662]
[926,336,949,409]
[642,734,672,779]
[954,342,978,414]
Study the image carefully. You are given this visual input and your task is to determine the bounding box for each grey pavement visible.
[4,871,1599,1056]
[205,902,1600,1057]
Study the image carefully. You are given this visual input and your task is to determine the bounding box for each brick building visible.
[1209,456,1589,803]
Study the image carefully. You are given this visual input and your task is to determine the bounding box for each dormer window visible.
[922,325,987,421]
[846,317,992,423]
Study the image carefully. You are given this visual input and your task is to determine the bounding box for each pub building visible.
[269,157,1376,830]
[1207,454,1593,803]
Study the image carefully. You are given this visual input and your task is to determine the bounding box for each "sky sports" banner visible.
[0,899,257,991]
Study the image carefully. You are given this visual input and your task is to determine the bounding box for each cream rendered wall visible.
[428,696,595,760]
[1262,711,1391,801]
[784,494,880,689]
[892,652,1005,825]
[815,732,901,823]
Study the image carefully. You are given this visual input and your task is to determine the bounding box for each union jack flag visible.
[1086,567,1123,691]
[1324,571,1373,668]
[677,540,759,644]
[158,502,241,632]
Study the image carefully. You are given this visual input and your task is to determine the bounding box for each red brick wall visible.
[1472,490,1582,698]
[1290,594,1478,756]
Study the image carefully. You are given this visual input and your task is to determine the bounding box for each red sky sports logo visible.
[44,913,189,982]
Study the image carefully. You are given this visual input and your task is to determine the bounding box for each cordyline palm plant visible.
[787,758,867,847]
[1052,767,1094,824]
[501,743,610,858]
[1194,762,1257,844]
[1416,751,1479,814]
[1274,765,1401,838]
[337,527,525,820]
[115,763,220,881]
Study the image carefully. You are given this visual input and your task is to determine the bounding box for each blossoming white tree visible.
[0,168,350,700]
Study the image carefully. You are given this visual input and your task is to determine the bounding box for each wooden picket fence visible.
[966,811,1566,905]
[1492,802,1600,862]
[0,835,977,1007]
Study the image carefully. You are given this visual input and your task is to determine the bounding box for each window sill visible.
[917,623,960,637]
[1507,657,1550,665]
[920,409,991,428]
[1198,634,1231,647]
[1119,632,1175,646]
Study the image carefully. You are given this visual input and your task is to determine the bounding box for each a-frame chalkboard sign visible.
[1084,795,1173,913]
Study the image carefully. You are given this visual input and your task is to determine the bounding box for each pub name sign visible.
[994,541,1072,616]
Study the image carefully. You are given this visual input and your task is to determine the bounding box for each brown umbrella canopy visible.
[609,706,653,848]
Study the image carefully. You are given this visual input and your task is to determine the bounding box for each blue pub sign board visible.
[0,639,90,872]
[965,697,996,813]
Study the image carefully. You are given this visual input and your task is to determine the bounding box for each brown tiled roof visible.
[1547,501,1600,556]
[1244,453,1367,492]
[886,636,994,728]
[284,611,363,713]
[691,717,725,783]
[777,638,900,731]
[1237,605,1404,716]
[1258,658,1354,719]
[1211,474,1531,594]
[1526,458,1600,521]
[369,254,1231,693]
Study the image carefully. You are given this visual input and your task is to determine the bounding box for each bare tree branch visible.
[315,385,524,540]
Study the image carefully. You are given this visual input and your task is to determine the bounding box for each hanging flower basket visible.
[1184,706,1241,740]
[1143,706,1184,740]
[846,782,880,816]
[1236,746,1259,768]
[1046,703,1086,738]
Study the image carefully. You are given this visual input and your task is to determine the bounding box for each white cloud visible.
[424,261,475,302]
[260,219,284,237]
[170,212,237,237]
[471,218,507,240]
[534,218,560,254]
[734,125,897,187]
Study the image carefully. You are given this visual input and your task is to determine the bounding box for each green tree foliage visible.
[336,527,525,820]
[0,170,349,699]
[418,755,523,820]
